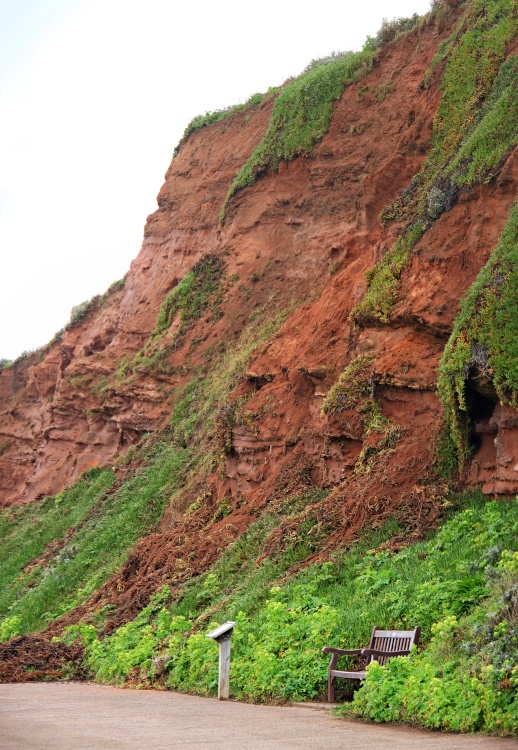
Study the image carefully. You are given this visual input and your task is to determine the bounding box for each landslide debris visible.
[0,635,83,683]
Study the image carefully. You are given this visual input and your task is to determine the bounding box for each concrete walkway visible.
[0,682,517,750]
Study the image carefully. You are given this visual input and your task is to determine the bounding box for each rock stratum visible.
[1,1,518,635]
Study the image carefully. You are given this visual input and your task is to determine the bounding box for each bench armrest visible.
[361,648,412,658]
[322,647,363,655]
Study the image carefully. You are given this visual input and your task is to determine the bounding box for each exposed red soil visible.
[0,15,449,508]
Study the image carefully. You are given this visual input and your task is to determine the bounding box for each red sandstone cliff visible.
[2,9,518,529]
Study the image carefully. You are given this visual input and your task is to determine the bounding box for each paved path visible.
[0,682,517,749]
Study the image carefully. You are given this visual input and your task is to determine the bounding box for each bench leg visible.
[327,654,338,703]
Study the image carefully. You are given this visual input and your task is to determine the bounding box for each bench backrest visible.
[366,626,420,666]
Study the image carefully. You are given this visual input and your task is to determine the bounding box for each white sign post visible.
[206,621,236,700]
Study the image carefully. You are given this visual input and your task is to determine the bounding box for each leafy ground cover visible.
[61,493,518,733]
[173,92,267,157]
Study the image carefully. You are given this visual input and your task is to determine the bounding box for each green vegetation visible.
[173,93,267,157]
[356,0,518,324]
[321,353,374,414]
[63,494,518,733]
[363,14,420,52]
[0,444,188,636]
[219,49,373,223]
[2,4,518,737]
[178,10,422,195]
[68,276,127,328]
[322,353,400,472]
[0,469,115,635]
[131,254,225,374]
[152,255,225,339]
[218,10,422,226]
[428,0,517,175]
[438,199,518,461]
[166,300,289,466]
[352,223,424,323]
[447,54,518,186]
[344,513,518,733]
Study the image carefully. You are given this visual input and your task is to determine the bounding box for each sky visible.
[0,0,433,361]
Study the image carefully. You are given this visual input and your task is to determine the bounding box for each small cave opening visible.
[465,378,498,454]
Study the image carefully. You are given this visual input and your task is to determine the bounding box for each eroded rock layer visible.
[1,7,518,526]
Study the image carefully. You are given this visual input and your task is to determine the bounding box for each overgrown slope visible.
[2,0,518,737]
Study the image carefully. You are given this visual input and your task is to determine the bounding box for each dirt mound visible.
[0,635,83,683]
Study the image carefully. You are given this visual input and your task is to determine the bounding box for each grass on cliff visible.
[321,353,400,471]
[218,12,427,225]
[127,254,226,375]
[427,0,517,177]
[352,223,424,323]
[173,92,267,157]
[438,198,518,461]
[354,0,518,325]
[152,255,225,338]
[0,442,189,636]
[63,492,518,734]
[447,53,518,186]
[219,50,372,222]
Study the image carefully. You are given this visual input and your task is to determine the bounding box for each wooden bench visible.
[322,626,420,702]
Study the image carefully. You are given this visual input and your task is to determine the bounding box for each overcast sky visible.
[0,0,432,360]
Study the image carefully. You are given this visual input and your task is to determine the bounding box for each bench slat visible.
[330,670,367,680]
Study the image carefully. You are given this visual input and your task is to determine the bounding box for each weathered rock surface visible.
[1,12,518,521]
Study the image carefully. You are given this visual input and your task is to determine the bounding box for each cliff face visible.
[1,4,518,525]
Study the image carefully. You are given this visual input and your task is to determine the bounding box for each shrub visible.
[303,51,353,73]
[368,15,420,49]
[69,297,99,326]
[0,615,21,643]
[67,276,127,329]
